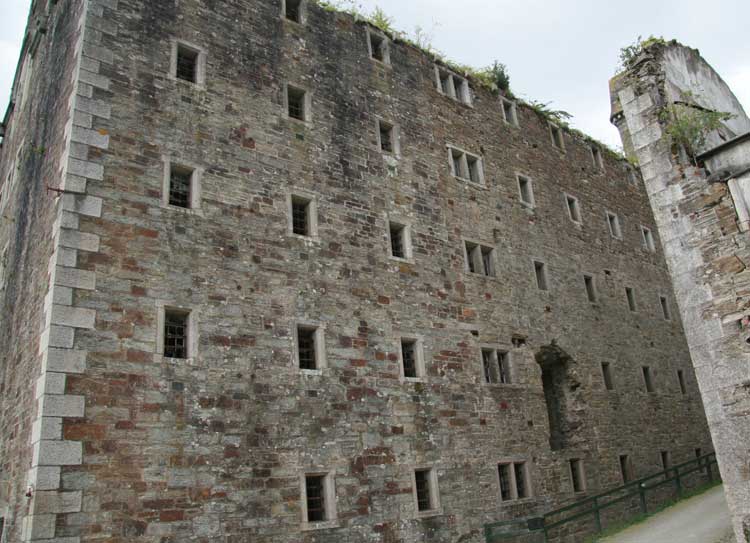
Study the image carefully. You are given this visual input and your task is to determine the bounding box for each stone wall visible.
[0,2,714,542]
[0,1,90,541]
[611,41,750,542]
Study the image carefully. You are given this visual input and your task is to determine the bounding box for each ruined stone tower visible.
[0,2,713,542]
[611,40,750,542]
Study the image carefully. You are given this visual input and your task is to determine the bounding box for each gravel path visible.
[601,485,734,543]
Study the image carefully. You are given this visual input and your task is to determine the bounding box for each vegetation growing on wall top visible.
[312,0,626,161]
[617,35,667,71]
[659,92,735,159]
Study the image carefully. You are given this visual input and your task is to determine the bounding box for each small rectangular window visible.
[481,246,494,276]
[448,146,484,184]
[660,296,672,320]
[601,362,614,390]
[414,469,437,512]
[378,120,396,153]
[368,30,389,64]
[400,338,422,379]
[660,450,671,471]
[436,66,471,105]
[284,0,304,22]
[164,309,189,359]
[501,98,517,126]
[584,274,597,303]
[291,196,312,237]
[302,473,336,524]
[498,462,530,501]
[439,71,454,97]
[451,148,464,178]
[175,44,199,83]
[566,194,582,223]
[606,212,622,239]
[550,124,564,151]
[642,366,654,393]
[287,85,307,121]
[695,448,702,461]
[464,241,494,277]
[389,221,408,259]
[569,459,585,492]
[467,155,481,184]
[514,463,528,498]
[517,175,534,207]
[498,464,512,501]
[465,241,477,274]
[534,261,548,291]
[641,226,656,252]
[677,370,687,395]
[455,78,471,105]
[591,145,604,170]
[619,455,631,483]
[297,325,319,370]
[168,164,194,209]
[305,475,326,522]
[482,349,511,384]
[625,287,637,312]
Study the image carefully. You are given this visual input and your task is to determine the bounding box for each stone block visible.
[36,372,67,398]
[32,490,83,515]
[22,514,57,540]
[67,157,104,181]
[55,266,96,290]
[31,417,63,443]
[63,174,87,193]
[51,305,96,330]
[57,248,78,268]
[59,229,99,252]
[77,68,110,91]
[34,440,82,467]
[53,286,74,306]
[82,41,115,65]
[44,349,86,374]
[62,193,104,218]
[47,326,75,349]
[73,110,93,129]
[40,394,85,418]
[28,466,62,491]
[71,126,109,150]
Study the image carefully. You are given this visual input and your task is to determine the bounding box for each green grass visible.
[583,481,723,543]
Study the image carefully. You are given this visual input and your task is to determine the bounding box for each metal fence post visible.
[707,459,713,482]
[593,496,602,532]
[639,483,648,514]
[675,468,683,498]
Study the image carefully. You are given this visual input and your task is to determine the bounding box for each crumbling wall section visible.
[611,41,750,542]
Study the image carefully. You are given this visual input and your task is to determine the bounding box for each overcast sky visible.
[1,0,748,148]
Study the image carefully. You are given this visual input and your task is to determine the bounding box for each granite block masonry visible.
[0,1,713,542]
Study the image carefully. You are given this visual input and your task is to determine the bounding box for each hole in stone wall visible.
[536,343,580,451]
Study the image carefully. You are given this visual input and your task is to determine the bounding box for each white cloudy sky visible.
[2,0,748,148]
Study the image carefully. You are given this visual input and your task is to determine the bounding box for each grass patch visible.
[583,480,723,543]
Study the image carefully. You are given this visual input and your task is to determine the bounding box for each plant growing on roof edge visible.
[309,0,626,163]
[369,6,395,34]
[526,100,572,124]
[659,92,735,159]
[476,61,511,95]
[617,35,667,72]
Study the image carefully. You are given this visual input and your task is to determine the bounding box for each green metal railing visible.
[484,452,719,543]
